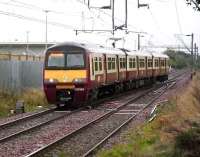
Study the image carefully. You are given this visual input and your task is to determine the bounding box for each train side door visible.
[136,56,139,79]
[116,55,119,81]
[103,54,107,84]
[145,57,148,77]
[89,54,95,81]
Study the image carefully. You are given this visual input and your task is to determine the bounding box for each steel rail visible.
[82,79,177,157]
[25,72,184,157]
[0,107,56,129]
[24,85,167,157]
[0,108,84,143]
[0,70,184,129]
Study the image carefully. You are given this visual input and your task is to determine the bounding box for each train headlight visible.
[73,78,86,84]
[49,78,54,83]
[44,78,58,83]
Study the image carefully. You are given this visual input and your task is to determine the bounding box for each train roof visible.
[152,52,169,58]
[48,42,125,55]
[48,42,169,58]
[126,51,152,57]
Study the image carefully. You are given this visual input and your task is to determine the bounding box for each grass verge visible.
[0,88,48,118]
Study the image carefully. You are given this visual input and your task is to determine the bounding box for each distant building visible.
[0,42,56,55]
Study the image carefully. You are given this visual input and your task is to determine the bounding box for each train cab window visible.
[47,53,65,67]
[139,59,145,68]
[148,59,153,68]
[129,58,136,69]
[66,54,84,68]
[120,58,126,69]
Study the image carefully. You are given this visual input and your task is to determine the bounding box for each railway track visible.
[24,74,183,157]
[0,107,55,128]
[0,107,84,143]
[0,70,188,157]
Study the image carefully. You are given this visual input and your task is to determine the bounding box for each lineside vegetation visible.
[0,89,48,117]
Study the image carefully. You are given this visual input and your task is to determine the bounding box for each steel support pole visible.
[191,33,194,70]
[45,10,49,50]
[26,31,29,52]
[112,0,115,35]
[138,34,140,51]
[125,0,128,33]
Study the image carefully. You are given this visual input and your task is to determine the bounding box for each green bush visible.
[173,127,200,157]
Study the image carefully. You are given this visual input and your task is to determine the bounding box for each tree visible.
[186,0,200,11]
[164,49,192,69]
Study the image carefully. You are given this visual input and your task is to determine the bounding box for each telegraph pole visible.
[194,43,197,66]
[26,31,29,52]
[191,33,194,70]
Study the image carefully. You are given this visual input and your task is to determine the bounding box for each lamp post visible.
[111,0,115,35]
[186,33,194,70]
[26,31,29,52]
[138,34,144,51]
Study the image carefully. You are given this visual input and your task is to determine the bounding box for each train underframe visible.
[45,74,168,108]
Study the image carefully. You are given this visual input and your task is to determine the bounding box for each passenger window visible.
[99,57,102,71]
[155,59,159,67]
[129,58,133,68]
[139,59,145,68]
[112,58,116,69]
[91,58,94,75]
[120,58,126,69]
[132,58,136,68]
[148,59,153,68]
[94,57,98,71]
[129,58,136,69]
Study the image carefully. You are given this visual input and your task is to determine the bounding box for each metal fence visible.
[0,52,44,62]
[0,60,43,93]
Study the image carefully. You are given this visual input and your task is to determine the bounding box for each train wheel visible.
[124,82,131,91]
[88,89,98,106]
[115,83,123,94]
[56,103,61,108]
[115,84,121,94]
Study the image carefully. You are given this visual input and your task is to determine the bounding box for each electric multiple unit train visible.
[43,42,169,107]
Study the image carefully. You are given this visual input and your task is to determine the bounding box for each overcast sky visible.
[0,0,199,51]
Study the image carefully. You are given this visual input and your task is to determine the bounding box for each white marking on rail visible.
[54,111,71,113]
[81,111,90,113]
[115,112,136,115]
[120,109,140,112]
[106,108,117,111]
[127,104,146,107]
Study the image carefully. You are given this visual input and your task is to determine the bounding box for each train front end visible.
[43,44,89,107]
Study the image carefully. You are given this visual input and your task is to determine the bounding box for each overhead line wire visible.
[0,10,76,29]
